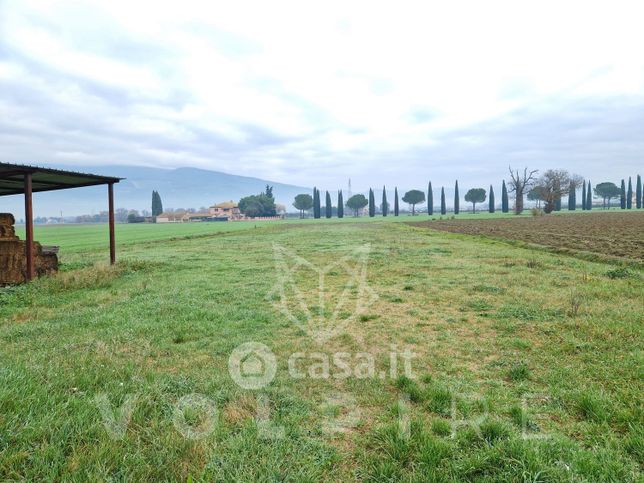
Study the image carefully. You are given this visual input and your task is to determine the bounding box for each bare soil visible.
[409,211,644,262]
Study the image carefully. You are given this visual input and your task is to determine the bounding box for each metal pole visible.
[24,173,35,281]
[108,183,115,264]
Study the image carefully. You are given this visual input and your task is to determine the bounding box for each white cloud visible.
[1,0,643,189]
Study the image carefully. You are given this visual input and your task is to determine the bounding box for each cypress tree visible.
[627,177,633,209]
[316,188,321,218]
[337,190,344,218]
[325,191,332,218]
[620,179,626,209]
[489,185,495,213]
[582,181,587,210]
[454,180,460,214]
[382,186,388,217]
[568,182,576,210]
[636,175,642,209]
[427,182,434,215]
[368,188,375,217]
[586,181,592,210]
[553,179,561,211]
[152,190,164,217]
[440,187,446,215]
[501,180,509,213]
[394,187,399,216]
[313,188,321,218]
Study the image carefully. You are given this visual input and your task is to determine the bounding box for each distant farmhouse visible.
[157,201,281,223]
[154,212,186,223]
[209,201,244,220]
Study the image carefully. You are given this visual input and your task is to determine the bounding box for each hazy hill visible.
[0,165,311,218]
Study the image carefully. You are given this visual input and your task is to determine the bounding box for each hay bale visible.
[0,213,17,240]
[0,213,58,284]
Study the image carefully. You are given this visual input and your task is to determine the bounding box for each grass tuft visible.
[605,267,636,279]
[473,284,506,294]
[525,258,542,269]
[425,384,453,415]
[479,419,511,444]
[508,405,539,432]
[567,289,584,317]
[359,314,379,322]
[507,362,530,382]
[395,375,423,403]
[431,419,452,437]
[575,391,610,422]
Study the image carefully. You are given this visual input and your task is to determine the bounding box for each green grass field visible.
[12,208,621,254]
[1,216,642,480]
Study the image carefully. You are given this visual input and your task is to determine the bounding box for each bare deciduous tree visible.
[508,166,538,214]
[534,170,583,213]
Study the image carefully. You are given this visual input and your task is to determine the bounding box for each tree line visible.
[292,169,643,218]
[146,169,643,221]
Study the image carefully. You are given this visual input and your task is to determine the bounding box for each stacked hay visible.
[0,213,58,284]
[0,213,18,240]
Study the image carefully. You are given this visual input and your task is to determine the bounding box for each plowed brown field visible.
[409,211,644,262]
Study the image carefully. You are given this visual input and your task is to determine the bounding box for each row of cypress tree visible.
[620,176,643,209]
[580,176,643,210]
[309,174,642,218]
[581,180,593,210]
[309,180,509,218]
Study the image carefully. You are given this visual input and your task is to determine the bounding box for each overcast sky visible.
[1,0,643,191]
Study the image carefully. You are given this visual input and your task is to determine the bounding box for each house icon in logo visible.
[228,342,277,390]
[240,352,265,378]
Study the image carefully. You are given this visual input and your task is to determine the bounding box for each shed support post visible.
[108,182,115,265]
[24,172,35,281]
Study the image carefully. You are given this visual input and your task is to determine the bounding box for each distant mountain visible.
[0,165,311,218]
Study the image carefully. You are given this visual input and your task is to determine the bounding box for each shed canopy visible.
[0,162,123,280]
[0,163,122,197]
